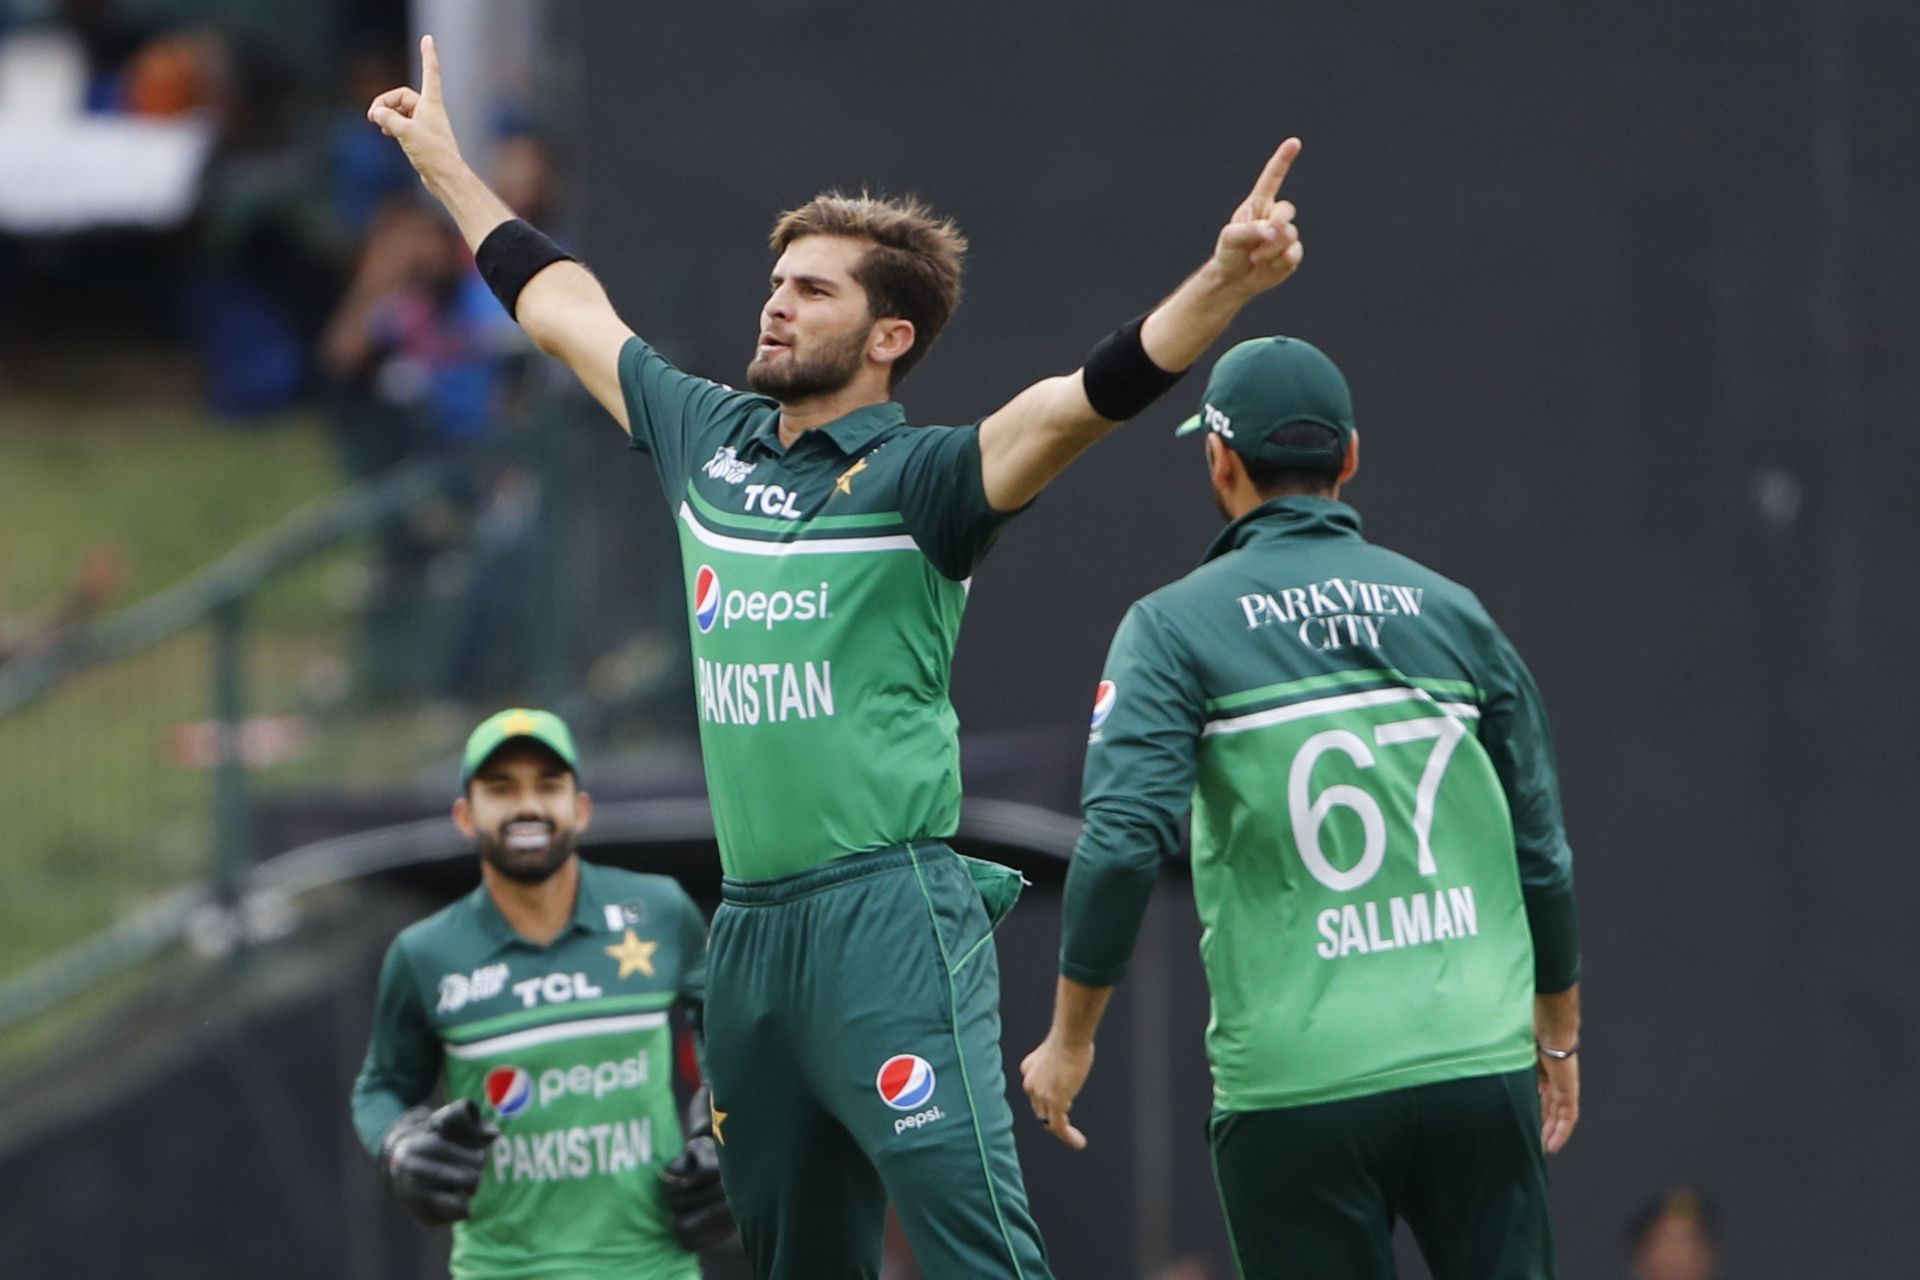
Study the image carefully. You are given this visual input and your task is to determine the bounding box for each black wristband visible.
[1081,313,1188,422]
[475,218,576,319]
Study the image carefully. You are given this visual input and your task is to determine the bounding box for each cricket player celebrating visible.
[351,709,729,1278]
[1023,338,1583,1279]
[369,35,1305,1278]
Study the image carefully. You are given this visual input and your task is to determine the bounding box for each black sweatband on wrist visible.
[475,218,576,319]
[1080,313,1188,422]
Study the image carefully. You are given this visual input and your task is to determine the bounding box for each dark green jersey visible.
[619,337,1016,882]
[351,862,708,1280]
[1062,498,1579,1111]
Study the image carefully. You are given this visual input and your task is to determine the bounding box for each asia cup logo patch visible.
[693,565,722,634]
[875,1054,936,1111]
[1090,680,1118,731]
[485,1065,534,1118]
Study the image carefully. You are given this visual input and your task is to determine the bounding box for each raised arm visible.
[368,36,634,433]
[976,138,1306,511]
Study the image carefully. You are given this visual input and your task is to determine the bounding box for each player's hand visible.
[1536,1049,1580,1154]
[1534,985,1580,1153]
[659,1086,736,1252]
[1020,1035,1094,1150]
[381,1099,501,1226]
[366,35,467,197]
[1210,138,1305,297]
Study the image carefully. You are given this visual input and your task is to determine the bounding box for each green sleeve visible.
[673,884,709,1010]
[671,885,711,1081]
[1474,611,1582,993]
[895,424,1024,581]
[349,936,443,1157]
[1060,600,1204,986]
[618,335,761,483]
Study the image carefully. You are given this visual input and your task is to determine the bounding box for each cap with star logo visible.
[459,707,581,788]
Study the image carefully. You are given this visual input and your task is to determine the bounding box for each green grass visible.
[0,390,347,618]
[0,384,380,982]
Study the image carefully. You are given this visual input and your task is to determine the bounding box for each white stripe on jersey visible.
[446,1011,668,1060]
[677,502,920,557]
[1203,686,1480,737]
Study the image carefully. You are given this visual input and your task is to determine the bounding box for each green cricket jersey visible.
[619,336,1017,882]
[1062,497,1579,1111]
[351,862,708,1280]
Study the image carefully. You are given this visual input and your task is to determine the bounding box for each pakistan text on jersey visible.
[697,659,835,725]
[1237,578,1425,653]
[491,1119,654,1184]
[1316,885,1479,960]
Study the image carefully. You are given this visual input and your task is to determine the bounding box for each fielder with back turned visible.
[351,709,731,1279]
[1023,338,1583,1279]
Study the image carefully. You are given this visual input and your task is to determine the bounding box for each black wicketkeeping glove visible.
[659,1085,735,1252]
[381,1099,501,1226]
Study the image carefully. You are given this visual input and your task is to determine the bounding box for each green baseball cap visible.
[459,707,580,788]
[1174,336,1354,467]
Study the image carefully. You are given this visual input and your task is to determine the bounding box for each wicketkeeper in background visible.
[351,708,732,1278]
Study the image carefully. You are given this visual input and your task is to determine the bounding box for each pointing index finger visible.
[420,34,443,102]
[1247,137,1303,218]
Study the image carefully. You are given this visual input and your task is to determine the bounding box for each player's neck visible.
[483,855,581,947]
[776,375,893,447]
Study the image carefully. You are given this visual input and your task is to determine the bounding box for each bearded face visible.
[472,812,578,885]
[746,316,870,402]
[460,742,586,886]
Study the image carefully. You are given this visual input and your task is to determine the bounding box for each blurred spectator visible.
[330,42,422,239]
[492,131,560,229]
[122,28,232,120]
[319,196,524,697]
[1629,1187,1721,1280]
[181,31,342,416]
[58,0,157,112]
[0,544,124,670]
[319,197,514,466]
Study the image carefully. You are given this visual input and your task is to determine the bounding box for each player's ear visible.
[1339,430,1361,484]
[452,794,476,838]
[1206,433,1236,489]
[572,788,593,835]
[869,317,916,367]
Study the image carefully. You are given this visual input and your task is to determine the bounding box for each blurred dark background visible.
[2,0,1914,1277]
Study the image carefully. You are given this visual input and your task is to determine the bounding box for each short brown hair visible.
[770,192,967,388]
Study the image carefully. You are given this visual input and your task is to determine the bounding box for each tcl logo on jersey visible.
[690,565,832,633]
[742,483,803,519]
[486,1065,534,1118]
[510,972,605,1010]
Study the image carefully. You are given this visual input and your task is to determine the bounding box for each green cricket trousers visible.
[704,843,1052,1280]
[1210,1067,1555,1279]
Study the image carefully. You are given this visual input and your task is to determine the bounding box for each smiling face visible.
[746,234,890,403]
[453,740,592,885]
